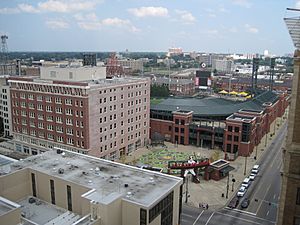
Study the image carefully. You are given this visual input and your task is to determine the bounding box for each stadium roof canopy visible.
[150,91,278,117]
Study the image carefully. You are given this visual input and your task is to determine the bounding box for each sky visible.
[0,0,299,55]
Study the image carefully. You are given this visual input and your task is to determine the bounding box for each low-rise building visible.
[0,149,183,225]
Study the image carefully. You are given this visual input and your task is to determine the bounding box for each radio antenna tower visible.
[1,35,9,64]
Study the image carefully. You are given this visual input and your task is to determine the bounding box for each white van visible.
[242,177,251,188]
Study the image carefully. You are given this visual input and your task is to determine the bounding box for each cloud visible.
[232,0,252,8]
[245,24,258,33]
[229,27,238,33]
[18,4,40,13]
[46,19,69,29]
[0,7,19,14]
[128,6,168,17]
[76,14,139,32]
[175,10,196,24]
[0,0,101,14]
[296,1,300,8]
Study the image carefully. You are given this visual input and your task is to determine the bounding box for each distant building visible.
[0,149,183,225]
[153,77,195,96]
[0,75,12,137]
[212,59,233,73]
[117,59,143,72]
[167,47,183,57]
[9,67,150,160]
[83,53,97,67]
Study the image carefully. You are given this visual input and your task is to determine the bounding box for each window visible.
[180,128,185,133]
[47,133,54,140]
[46,115,54,121]
[65,108,73,116]
[175,119,179,124]
[175,127,179,133]
[56,126,63,133]
[46,96,52,103]
[233,145,239,153]
[65,99,72,105]
[140,209,147,225]
[234,127,240,132]
[38,114,44,120]
[57,136,63,142]
[50,179,55,204]
[46,105,52,112]
[55,97,62,104]
[227,135,232,141]
[228,126,233,132]
[56,117,62,123]
[56,107,62,114]
[31,173,37,197]
[37,95,43,101]
[234,136,239,142]
[67,185,72,211]
[226,144,231,152]
[297,188,300,205]
[149,191,173,224]
[66,128,73,135]
[181,120,185,125]
[66,118,73,125]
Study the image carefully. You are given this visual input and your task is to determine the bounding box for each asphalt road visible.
[181,122,287,225]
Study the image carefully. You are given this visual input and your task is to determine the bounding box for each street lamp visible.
[226,173,230,199]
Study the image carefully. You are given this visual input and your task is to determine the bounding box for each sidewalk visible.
[186,115,287,209]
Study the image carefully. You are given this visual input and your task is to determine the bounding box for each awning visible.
[220,165,235,174]
[218,90,228,94]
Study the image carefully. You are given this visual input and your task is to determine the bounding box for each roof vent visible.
[124,184,129,188]
[58,168,64,174]
[126,192,133,198]
[61,152,66,157]
[56,149,62,154]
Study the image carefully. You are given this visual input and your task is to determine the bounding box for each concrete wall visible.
[0,207,21,225]
[32,170,91,215]
[40,66,106,82]
[122,200,141,225]
[0,169,30,201]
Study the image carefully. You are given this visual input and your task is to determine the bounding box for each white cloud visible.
[232,0,252,8]
[38,0,99,13]
[0,7,20,14]
[18,4,40,13]
[76,14,139,32]
[0,0,101,14]
[46,19,69,29]
[296,1,300,8]
[245,24,258,33]
[128,6,168,18]
[175,10,196,24]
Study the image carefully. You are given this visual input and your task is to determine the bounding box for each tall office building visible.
[0,75,12,137]
[9,66,150,160]
[277,49,300,225]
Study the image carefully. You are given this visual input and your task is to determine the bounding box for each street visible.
[181,121,287,225]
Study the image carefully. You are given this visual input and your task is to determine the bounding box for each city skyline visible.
[0,0,298,55]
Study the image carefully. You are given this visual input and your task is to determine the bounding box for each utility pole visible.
[226,173,230,199]
[244,155,247,175]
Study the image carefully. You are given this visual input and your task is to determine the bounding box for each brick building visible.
[9,67,150,160]
[150,91,289,160]
[152,77,195,96]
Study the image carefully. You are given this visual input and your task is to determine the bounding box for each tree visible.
[150,84,169,97]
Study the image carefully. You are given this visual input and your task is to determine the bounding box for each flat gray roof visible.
[8,150,182,207]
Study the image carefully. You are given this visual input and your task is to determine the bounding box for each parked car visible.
[242,177,251,188]
[241,198,250,208]
[249,173,256,180]
[237,186,247,197]
[252,164,260,174]
[228,197,240,209]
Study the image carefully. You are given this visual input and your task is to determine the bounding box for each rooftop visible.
[150,91,278,117]
[7,149,182,207]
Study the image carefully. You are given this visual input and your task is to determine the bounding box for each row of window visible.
[227,135,239,142]
[11,83,84,96]
[15,94,84,106]
[14,117,84,127]
[227,126,240,132]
